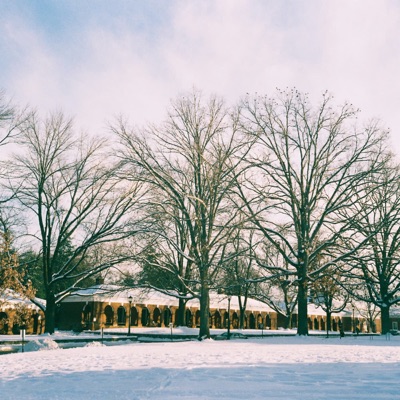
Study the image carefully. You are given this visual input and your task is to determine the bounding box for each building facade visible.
[0,291,45,335]
[57,285,373,334]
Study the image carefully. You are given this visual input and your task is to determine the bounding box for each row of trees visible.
[0,88,398,336]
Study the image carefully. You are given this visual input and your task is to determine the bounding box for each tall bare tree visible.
[0,220,35,306]
[218,226,259,329]
[114,91,252,338]
[239,89,388,335]
[0,91,34,302]
[252,240,299,330]
[0,90,27,204]
[340,160,400,334]
[8,111,146,333]
[130,191,197,327]
[0,89,24,150]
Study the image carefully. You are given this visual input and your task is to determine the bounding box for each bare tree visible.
[239,89,388,335]
[218,226,259,329]
[311,268,349,335]
[251,239,298,329]
[129,191,197,327]
[340,160,400,334]
[0,219,35,307]
[0,91,35,303]
[0,90,27,204]
[0,89,24,149]
[8,111,146,333]
[114,91,252,338]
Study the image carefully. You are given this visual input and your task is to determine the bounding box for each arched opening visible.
[314,318,319,330]
[163,308,171,327]
[117,306,126,325]
[153,308,161,327]
[32,312,39,334]
[82,304,92,330]
[131,306,138,326]
[12,322,20,334]
[308,317,312,330]
[142,308,150,327]
[265,314,271,329]
[214,311,222,328]
[185,309,192,327]
[223,311,229,328]
[249,313,256,329]
[332,318,338,331]
[243,313,248,329]
[104,305,114,326]
[0,312,8,334]
[321,318,325,331]
[257,314,263,329]
[232,312,239,329]
[355,318,360,333]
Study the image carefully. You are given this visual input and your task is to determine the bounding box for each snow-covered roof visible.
[62,285,276,313]
[63,285,371,317]
[0,289,44,311]
[306,302,351,317]
[390,306,400,317]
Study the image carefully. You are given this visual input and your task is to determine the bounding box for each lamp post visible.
[128,295,132,336]
[227,295,232,340]
[21,326,26,353]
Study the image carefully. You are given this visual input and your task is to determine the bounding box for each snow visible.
[63,285,275,313]
[1,329,399,399]
[0,289,43,310]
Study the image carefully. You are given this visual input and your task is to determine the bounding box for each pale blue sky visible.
[1,0,400,153]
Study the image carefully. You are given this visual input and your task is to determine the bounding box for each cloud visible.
[1,0,399,152]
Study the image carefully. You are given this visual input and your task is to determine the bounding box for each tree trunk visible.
[380,305,391,334]
[326,310,332,331]
[369,317,376,333]
[176,298,186,326]
[284,315,291,329]
[44,292,56,334]
[199,284,210,339]
[297,278,309,335]
[288,313,293,329]
[239,309,245,329]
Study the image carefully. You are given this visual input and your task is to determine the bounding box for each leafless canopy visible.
[113,91,253,338]
[238,89,388,334]
[7,111,147,333]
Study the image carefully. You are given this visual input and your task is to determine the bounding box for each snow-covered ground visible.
[1,329,399,399]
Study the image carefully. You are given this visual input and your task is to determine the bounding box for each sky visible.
[1,330,400,399]
[1,1,400,153]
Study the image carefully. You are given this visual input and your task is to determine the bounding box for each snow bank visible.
[84,341,105,348]
[24,338,59,352]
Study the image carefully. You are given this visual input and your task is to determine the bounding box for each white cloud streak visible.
[1,0,399,151]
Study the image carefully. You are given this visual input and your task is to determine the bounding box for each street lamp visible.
[128,295,132,336]
[21,325,26,353]
[227,295,232,340]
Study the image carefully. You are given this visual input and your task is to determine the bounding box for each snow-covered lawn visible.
[1,332,399,399]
